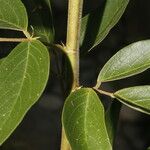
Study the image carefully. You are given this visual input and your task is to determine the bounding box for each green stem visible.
[66,0,83,89]
[93,87,115,99]
[61,127,71,150]
[0,37,36,42]
[61,0,83,150]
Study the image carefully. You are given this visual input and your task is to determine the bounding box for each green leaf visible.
[81,0,129,51]
[97,40,150,84]
[0,58,4,65]
[62,88,112,150]
[114,86,150,115]
[105,101,121,145]
[0,40,50,145]
[23,0,54,44]
[0,0,28,31]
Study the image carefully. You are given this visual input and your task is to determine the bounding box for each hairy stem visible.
[66,0,83,89]
[61,0,83,150]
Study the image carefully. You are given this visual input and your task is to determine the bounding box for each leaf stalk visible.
[0,37,37,42]
[94,87,115,99]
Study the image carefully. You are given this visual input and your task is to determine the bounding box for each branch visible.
[93,87,115,99]
[0,37,38,42]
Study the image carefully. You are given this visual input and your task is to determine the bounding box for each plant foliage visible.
[0,0,150,149]
[62,88,112,150]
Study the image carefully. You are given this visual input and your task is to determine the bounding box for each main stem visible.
[61,0,83,150]
[66,0,83,89]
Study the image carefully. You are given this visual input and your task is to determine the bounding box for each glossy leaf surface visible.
[81,0,129,51]
[0,0,28,31]
[114,86,150,115]
[0,40,50,145]
[98,40,150,84]
[62,88,112,150]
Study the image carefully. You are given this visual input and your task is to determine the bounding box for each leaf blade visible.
[114,86,150,115]
[62,88,112,150]
[97,40,150,84]
[0,0,28,31]
[81,0,129,51]
[0,40,50,145]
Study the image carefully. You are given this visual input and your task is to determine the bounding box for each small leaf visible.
[97,40,150,84]
[23,0,54,44]
[0,40,50,145]
[105,101,121,145]
[114,86,150,115]
[81,0,129,51]
[0,0,28,31]
[62,88,112,150]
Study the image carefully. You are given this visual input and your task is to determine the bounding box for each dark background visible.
[0,0,150,150]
